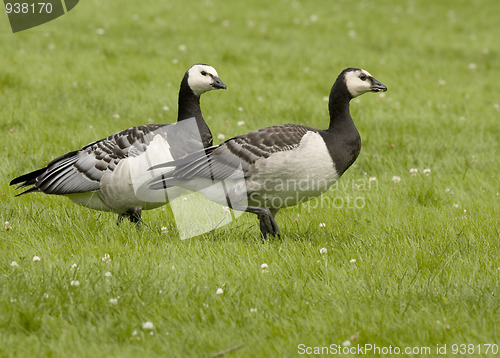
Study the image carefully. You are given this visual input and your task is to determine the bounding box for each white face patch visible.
[345,69,373,98]
[187,64,221,96]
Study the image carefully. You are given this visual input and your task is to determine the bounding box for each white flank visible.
[246,131,339,209]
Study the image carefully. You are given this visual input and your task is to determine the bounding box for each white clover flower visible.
[453,204,460,209]
[237,107,244,112]
[102,253,111,264]
[216,288,224,295]
[438,79,446,86]
[468,63,477,70]
[104,271,112,277]
[32,256,41,262]
[350,259,357,263]
[237,120,245,126]
[320,248,328,254]
[319,223,326,228]
[161,226,168,232]
[445,188,451,193]
[423,168,431,175]
[368,177,377,183]
[250,308,257,313]
[112,113,120,119]
[142,321,154,330]
[95,28,105,35]
[70,280,80,287]
[178,44,186,51]
[109,298,118,304]
[10,261,19,268]
[392,176,401,183]
[71,263,77,269]
[217,133,225,140]
[261,263,268,269]
[342,340,352,347]
[162,105,170,111]
[409,168,418,176]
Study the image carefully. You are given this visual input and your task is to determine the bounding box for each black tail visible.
[10,167,47,191]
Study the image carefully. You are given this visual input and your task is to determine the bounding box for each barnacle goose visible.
[149,68,386,238]
[10,64,226,223]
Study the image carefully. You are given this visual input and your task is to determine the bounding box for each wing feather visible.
[151,124,315,187]
[12,124,166,195]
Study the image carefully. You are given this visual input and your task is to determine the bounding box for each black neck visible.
[327,76,353,132]
[177,75,202,122]
[320,72,361,176]
[177,75,212,147]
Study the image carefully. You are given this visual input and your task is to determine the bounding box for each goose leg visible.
[227,203,280,241]
[255,207,280,241]
[127,206,142,225]
[117,207,142,226]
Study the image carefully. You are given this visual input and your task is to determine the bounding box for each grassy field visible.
[1,0,500,357]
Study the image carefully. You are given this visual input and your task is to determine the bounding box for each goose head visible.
[343,68,387,98]
[187,64,227,96]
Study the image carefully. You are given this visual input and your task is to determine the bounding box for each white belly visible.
[67,191,112,211]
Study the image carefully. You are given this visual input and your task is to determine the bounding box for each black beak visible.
[211,77,227,90]
[370,78,387,92]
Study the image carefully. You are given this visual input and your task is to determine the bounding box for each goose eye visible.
[201,71,207,76]
[359,74,367,81]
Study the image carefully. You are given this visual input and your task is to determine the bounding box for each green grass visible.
[1,0,500,357]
